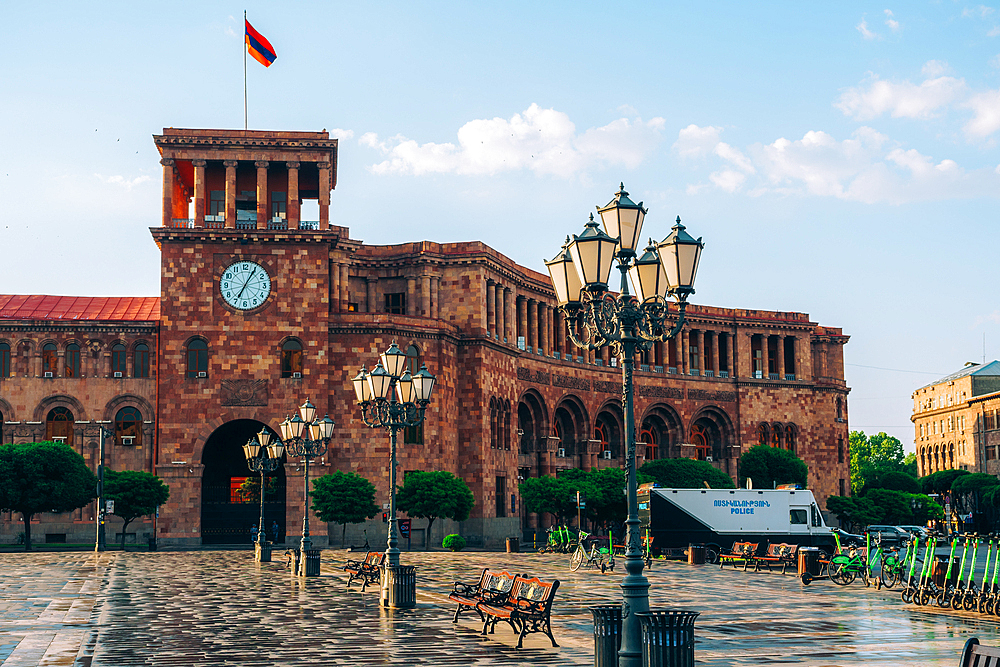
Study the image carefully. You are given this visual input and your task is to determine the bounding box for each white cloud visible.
[990,26,1000,36]
[885,9,900,32]
[329,128,354,141]
[95,174,151,190]
[680,126,1000,204]
[362,104,665,177]
[991,55,1000,68]
[963,5,995,18]
[857,18,879,40]
[673,124,723,159]
[922,60,950,77]
[835,67,966,120]
[963,88,1000,138]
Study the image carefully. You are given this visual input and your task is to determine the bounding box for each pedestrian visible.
[271,521,280,544]
[250,523,258,543]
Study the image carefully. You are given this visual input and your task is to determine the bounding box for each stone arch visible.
[102,394,155,422]
[201,418,286,545]
[0,396,15,423]
[594,400,624,460]
[640,403,684,460]
[517,388,548,456]
[690,406,736,464]
[33,394,88,423]
[771,422,784,448]
[757,422,770,447]
[553,394,589,459]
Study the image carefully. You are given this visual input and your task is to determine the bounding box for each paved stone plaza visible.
[2,549,1000,666]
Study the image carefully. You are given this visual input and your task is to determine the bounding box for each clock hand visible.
[237,276,251,299]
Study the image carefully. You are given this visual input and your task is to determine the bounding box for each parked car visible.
[896,525,929,541]
[831,528,865,547]
[865,525,911,546]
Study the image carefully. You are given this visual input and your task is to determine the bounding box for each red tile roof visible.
[0,295,159,321]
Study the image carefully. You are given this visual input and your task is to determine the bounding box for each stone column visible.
[160,158,175,227]
[223,160,237,229]
[432,277,440,319]
[527,300,538,352]
[711,332,720,376]
[517,297,527,349]
[504,287,514,344]
[406,277,417,316]
[421,276,431,318]
[486,281,496,337]
[556,310,566,356]
[330,262,340,313]
[681,331,690,375]
[287,161,300,229]
[366,277,378,313]
[255,161,269,230]
[192,159,206,226]
[318,161,331,230]
[727,333,735,377]
[495,284,505,341]
[763,334,772,378]
[340,265,349,313]
[539,304,549,356]
[777,335,786,380]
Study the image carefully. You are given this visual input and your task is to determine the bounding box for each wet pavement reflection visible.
[2,548,1000,665]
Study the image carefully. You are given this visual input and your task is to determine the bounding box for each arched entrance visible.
[201,419,286,545]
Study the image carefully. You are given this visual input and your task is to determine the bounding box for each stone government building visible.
[0,128,851,548]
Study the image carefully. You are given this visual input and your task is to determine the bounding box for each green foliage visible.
[825,491,942,531]
[236,476,277,504]
[104,470,170,551]
[919,469,971,495]
[442,534,466,551]
[519,475,576,521]
[864,488,915,525]
[738,446,808,489]
[639,458,736,490]
[850,431,906,494]
[0,442,98,551]
[397,471,475,549]
[902,453,918,478]
[825,495,878,532]
[311,471,379,525]
[862,470,920,494]
[951,473,1000,496]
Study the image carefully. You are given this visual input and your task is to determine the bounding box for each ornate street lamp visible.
[546,184,704,667]
[275,400,335,576]
[241,427,285,562]
[352,344,436,573]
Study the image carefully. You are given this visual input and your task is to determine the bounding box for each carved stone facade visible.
[0,128,852,548]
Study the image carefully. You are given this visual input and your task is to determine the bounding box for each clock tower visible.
[150,128,347,546]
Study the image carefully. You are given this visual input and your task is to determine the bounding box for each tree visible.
[311,471,379,546]
[902,452,918,478]
[104,470,170,551]
[919,469,970,495]
[738,446,808,489]
[825,495,878,532]
[0,442,97,551]
[862,470,920,494]
[519,475,576,523]
[396,471,474,550]
[850,431,906,494]
[639,458,735,489]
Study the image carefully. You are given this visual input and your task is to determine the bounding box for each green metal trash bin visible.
[590,605,622,667]
[635,610,699,667]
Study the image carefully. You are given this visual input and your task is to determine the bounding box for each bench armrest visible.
[452,582,478,597]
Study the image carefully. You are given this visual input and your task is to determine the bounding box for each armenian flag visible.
[245,20,276,67]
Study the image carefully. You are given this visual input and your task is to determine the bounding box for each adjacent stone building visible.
[0,128,852,548]
[912,360,1000,477]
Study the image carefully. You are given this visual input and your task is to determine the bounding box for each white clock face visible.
[220,261,271,311]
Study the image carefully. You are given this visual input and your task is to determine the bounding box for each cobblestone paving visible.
[4,549,1000,666]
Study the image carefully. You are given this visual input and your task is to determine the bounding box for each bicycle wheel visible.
[570,547,585,571]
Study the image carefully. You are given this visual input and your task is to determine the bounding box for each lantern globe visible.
[412,364,436,402]
[299,399,317,424]
[381,342,408,377]
[656,216,704,299]
[288,413,306,439]
[628,240,670,301]
[567,214,618,291]
[544,238,584,306]
[308,420,322,441]
[256,427,272,449]
[396,370,416,403]
[242,439,260,462]
[367,362,393,400]
[316,414,336,440]
[267,440,285,460]
[597,183,647,256]
[352,366,372,403]
[278,417,293,441]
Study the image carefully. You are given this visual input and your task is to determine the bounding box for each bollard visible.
[381,565,417,608]
[635,610,699,667]
[590,605,622,667]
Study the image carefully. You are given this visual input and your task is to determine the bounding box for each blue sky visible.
[3,2,1000,452]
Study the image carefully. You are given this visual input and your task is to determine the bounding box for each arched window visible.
[490,398,498,449]
[0,342,10,378]
[771,423,784,448]
[134,343,150,378]
[45,407,74,445]
[281,339,303,378]
[757,422,770,447]
[836,397,843,420]
[405,344,420,374]
[503,400,511,450]
[42,343,57,376]
[64,343,81,378]
[691,423,710,461]
[595,422,609,456]
[111,344,126,376]
[785,424,797,453]
[186,339,208,378]
[640,428,657,461]
[115,407,143,446]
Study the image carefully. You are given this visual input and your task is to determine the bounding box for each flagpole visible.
[244,10,248,131]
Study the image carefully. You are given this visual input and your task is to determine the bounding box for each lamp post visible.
[94,422,113,553]
[352,343,436,570]
[242,427,285,562]
[546,183,704,667]
[276,400,335,575]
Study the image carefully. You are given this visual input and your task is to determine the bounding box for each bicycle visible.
[538,525,575,554]
[570,531,615,572]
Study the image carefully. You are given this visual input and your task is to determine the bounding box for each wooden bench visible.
[343,551,385,591]
[754,543,799,574]
[448,568,518,623]
[719,542,758,571]
[477,575,560,648]
[961,637,1000,666]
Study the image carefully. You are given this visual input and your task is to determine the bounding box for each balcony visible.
[169,218,194,228]
[769,372,780,380]
[719,371,729,378]
[785,373,796,381]
[300,221,320,230]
